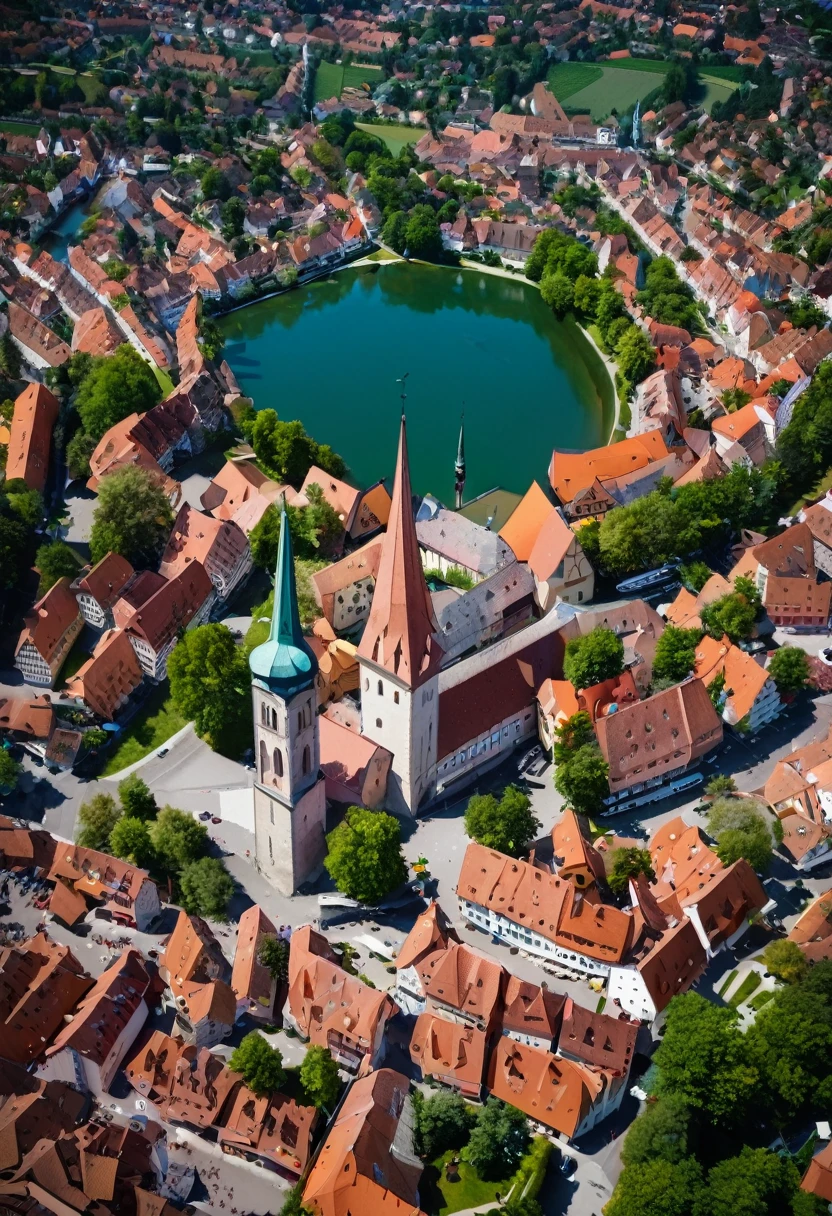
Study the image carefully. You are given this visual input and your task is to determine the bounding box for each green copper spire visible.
[249,499,317,697]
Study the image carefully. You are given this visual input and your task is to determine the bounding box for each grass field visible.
[421,1152,514,1216]
[355,121,419,154]
[549,58,740,119]
[313,60,383,102]
[0,120,40,135]
[101,682,187,776]
[729,971,762,1007]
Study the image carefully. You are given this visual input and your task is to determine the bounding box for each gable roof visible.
[498,481,555,562]
[5,383,59,492]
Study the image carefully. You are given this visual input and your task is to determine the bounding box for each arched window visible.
[274,748,283,779]
[261,702,268,725]
[364,678,369,691]
[270,707,277,731]
[259,739,269,782]
[297,711,303,732]
[302,745,311,775]
[378,680,384,696]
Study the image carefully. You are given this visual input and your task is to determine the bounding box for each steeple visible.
[358,416,442,688]
[454,414,466,510]
[249,499,317,698]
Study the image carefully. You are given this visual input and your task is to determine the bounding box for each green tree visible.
[620,1095,696,1166]
[221,197,246,241]
[605,1159,703,1216]
[0,750,21,792]
[700,579,761,644]
[168,623,250,747]
[324,807,408,904]
[0,516,29,590]
[35,540,79,594]
[707,797,775,872]
[118,773,157,821]
[109,816,155,867]
[465,1099,530,1181]
[89,465,174,567]
[149,805,209,870]
[229,1031,286,1095]
[746,984,832,1119]
[553,710,595,765]
[615,325,656,385]
[463,785,541,856]
[75,345,162,440]
[680,561,713,593]
[299,1044,341,1109]
[654,992,758,1125]
[572,274,601,318]
[540,271,575,318]
[563,626,625,690]
[249,410,345,486]
[608,846,655,895]
[767,646,809,695]
[5,482,44,529]
[415,1090,475,1158]
[0,331,22,379]
[200,166,232,200]
[762,939,808,986]
[699,1147,803,1216]
[180,857,235,919]
[278,1184,314,1216]
[405,204,443,259]
[76,793,122,851]
[259,934,289,982]
[382,209,408,253]
[555,744,609,816]
[66,429,97,480]
[706,774,736,797]
[652,626,700,684]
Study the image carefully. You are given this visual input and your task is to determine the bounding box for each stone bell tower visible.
[249,500,326,895]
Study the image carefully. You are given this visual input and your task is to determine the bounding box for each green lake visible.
[217,262,614,504]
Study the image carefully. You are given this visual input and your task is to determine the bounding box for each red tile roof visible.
[5,383,59,492]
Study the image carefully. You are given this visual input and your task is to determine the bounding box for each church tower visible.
[249,500,326,895]
[358,416,444,815]
[454,415,466,510]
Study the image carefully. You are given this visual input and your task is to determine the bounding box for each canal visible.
[217,261,614,502]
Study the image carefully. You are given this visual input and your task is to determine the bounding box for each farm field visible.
[355,121,420,154]
[313,60,383,101]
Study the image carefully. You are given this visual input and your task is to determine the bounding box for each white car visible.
[819,648,832,667]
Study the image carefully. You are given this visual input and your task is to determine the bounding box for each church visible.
[249,416,577,894]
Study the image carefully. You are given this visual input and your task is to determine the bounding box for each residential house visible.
[0,1064,88,1173]
[594,679,723,806]
[548,432,676,519]
[71,552,136,629]
[732,521,831,629]
[693,634,780,733]
[552,809,608,891]
[410,1014,487,1097]
[319,711,392,809]
[159,504,251,601]
[293,466,391,543]
[408,939,505,1034]
[431,561,537,664]
[800,495,832,580]
[285,926,398,1073]
[231,904,280,1024]
[499,482,595,609]
[607,913,708,1023]
[302,1069,424,1216]
[47,844,161,930]
[14,579,83,689]
[0,933,93,1065]
[65,629,144,721]
[218,1082,317,1177]
[122,562,215,680]
[416,503,515,585]
[801,1141,832,1206]
[456,842,634,978]
[39,949,151,1095]
[311,536,385,633]
[501,977,565,1050]
[159,910,236,1048]
[789,886,832,962]
[7,302,70,369]
[537,671,639,753]
[711,403,769,466]
[201,459,284,532]
[125,1030,240,1129]
[4,383,59,492]
[394,901,462,1015]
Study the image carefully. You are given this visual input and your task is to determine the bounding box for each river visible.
[217,261,614,503]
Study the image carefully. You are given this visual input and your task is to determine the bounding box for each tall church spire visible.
[454,414,466,510]
[358,416,442,688]
[249,499,317,697]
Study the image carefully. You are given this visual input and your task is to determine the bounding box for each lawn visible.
[343,63,383,90]
[101,682,188,776]
[313,60,344,102]
[718,969,738,997]
[421,1152,512,1216]
[729,971,762,1007]
[0,120,41,135]
[548,61,603,102]
[559,65,669,120]
[699,78,739,114]
[152,364,175,396]
[355,121,419,154]
[787,463,832,515]
[748,988,775,1012]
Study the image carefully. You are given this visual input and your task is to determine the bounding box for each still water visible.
[218,262,614,502]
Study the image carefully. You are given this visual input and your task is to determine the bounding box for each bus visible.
[599,771,704,817]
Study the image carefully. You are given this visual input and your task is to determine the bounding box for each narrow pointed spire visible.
[249,498,317,696]
[358,416,442,688]
[455,414,466,510]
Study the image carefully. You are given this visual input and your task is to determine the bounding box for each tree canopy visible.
[179,857,235,920]
[652,626,700,684]
[35,541,79,595]
[464,785,541,856]
[554,743,610,816]
[118,774,157,822]
[762,939,808,986]
[149,805,209,871]
[700,578,761,644]
[465,1099,530,1181]
[76,793,121,851]
[246,409,346,486]
[229,1031,286,1096]
[413,1090,475,1159]
[324,808,408,904]
[706,797,776,872]
[75,345,162,441]
[608,847,655,895]
[259,934,290,983]
[563,626,624,690]
[299,1044,341,1109]
[767,646,809,695]
[109,816,155,867]
[168,623,250,748]
[89,465,174,567]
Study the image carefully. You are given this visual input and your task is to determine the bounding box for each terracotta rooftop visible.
[549,431,669,505]
[558,997,636,1074]
[487,1037,597,1140]
[501,976,565,1043]
[0,932,92,1065]
[415,941,504,1027]
[231,904,278,1010]
[396,901,461,972]
[15,578,81,667]
[410,1013,487,1089]
[45,948,150,1066]
[498,480,555,563]
[5,383,59,493]
[72,552,135,610]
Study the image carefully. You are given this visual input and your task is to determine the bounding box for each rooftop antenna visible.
[396,372,409,418]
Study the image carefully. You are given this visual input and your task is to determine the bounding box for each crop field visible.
[548,58,739,120]
[313,60,383,102]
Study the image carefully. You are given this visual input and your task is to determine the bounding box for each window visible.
[469,746,476,759]
[270,806,274,825]
[268,836,273,860]
[491,731,500,745]
[394,691,399,704]
[270,707,277,731]
[578,591,583,602]
[261,703,268,725]
[513,721,521,735]
[297,711,303,732]
[378,680,384,696]
[274,749,283,779]
[503,726,509,738]
[302,745,311,776]
[364,678,369,691]
[259,739,268,781]
[376,718,382,729]
[459,752,466,765]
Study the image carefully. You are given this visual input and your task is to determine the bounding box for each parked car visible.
[819,648,832,667]
[199,811,212,821]
[157,747,170,759]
